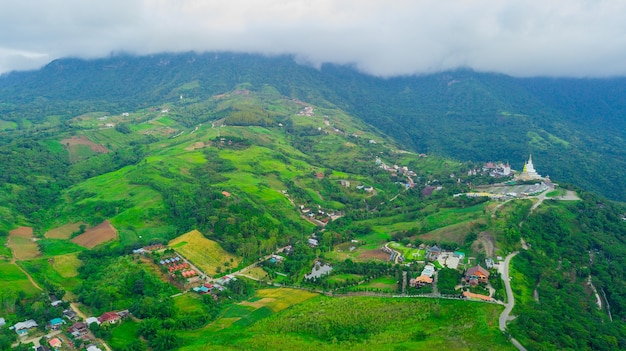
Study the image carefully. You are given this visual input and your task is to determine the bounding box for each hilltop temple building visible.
[515,155,543,181]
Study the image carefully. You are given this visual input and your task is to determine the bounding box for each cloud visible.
[1,0,626,77]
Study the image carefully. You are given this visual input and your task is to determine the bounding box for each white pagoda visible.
[516,155,542,181]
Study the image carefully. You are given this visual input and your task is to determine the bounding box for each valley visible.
[0,63,626,351]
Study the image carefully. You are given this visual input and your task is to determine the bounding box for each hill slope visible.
[2,53,626,200]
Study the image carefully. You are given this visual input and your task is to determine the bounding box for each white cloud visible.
[1,0,626,77]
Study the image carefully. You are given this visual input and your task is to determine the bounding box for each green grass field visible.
[174,293,207,314]
[108,320,141,350]
[0,262,41,298]
[388,242,426,261]
[19,257,82,292]
[178,296,515,351]
[38,238,85,256]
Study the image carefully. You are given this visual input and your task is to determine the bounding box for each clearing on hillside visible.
[9,226,34,238]
[45,222,88,239]
[9,226,40,259]
[71,220,118,248]
[357,249,391,262]
[61,135,109,153]
[168,230,240,276]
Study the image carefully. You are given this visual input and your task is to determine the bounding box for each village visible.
[1,143,562,351]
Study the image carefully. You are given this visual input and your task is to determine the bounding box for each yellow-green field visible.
[51,253,82,278]
[240,288,318,313]
[9,236,40,259]
[169,230,240,275]
[45,222,87,239]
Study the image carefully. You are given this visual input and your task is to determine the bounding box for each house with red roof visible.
[98,311,121,325]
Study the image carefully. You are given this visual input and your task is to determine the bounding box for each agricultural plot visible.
[8,226,40,259]
[169,230,240,275]
[45,222,88,239]
[71,220,118,248]
[180,297,514,351]
[38,238,85,256]
[241,288,318,313]
[19,255,83,292]
[61,135,108,162]
[0,262,41,298]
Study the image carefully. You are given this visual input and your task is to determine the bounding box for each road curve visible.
[499,251,528,351]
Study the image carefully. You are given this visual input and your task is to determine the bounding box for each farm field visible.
[45,222,88,239]
[169,230,240,275]
[178,296,515,351]
[38,238,85,256]
[19,255,83,292]
[71,220,118,248]
[0,262,41,298]
[8,226,40,259]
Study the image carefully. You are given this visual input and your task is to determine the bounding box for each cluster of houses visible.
[132,243,165,254]
[467,161,512,178]
[192,275,236,295]
[375,157,417,189]
[8,307,124,351]
[299,204,340,225]
[158,256,197,278]
[297,106,314,116]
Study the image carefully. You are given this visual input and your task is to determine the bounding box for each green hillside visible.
[0,58,626,350]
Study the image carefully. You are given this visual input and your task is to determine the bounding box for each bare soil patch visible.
[471,231,495,257]
[45,222,88,239]
[61,135,109,153]
[9,226,34,238]
[71,220,118,248]
[185,142,208,151]
[357,249,390,262]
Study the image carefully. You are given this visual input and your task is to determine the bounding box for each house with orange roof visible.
[49,337,62,348]
[465,265,490,286]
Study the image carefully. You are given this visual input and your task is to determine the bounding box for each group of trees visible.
[509,191,626,350]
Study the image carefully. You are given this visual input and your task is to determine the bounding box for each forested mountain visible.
[1,52,626,200]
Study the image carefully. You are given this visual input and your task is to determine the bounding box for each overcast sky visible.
[1,0,626,77]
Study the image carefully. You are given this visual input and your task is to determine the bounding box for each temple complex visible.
[516,155,543,181]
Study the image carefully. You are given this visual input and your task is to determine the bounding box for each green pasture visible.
[0,119,18,130]
[174,294,206,314]
[0,262,41,297]
[19,256,82,292]
[37,238,85,256]
[108,320,141,350]
[353,275,398,292]
[178,296,514,351]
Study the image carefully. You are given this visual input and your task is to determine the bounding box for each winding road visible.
[499,252,527,351]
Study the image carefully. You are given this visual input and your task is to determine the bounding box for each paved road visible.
[499,252,528,351]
